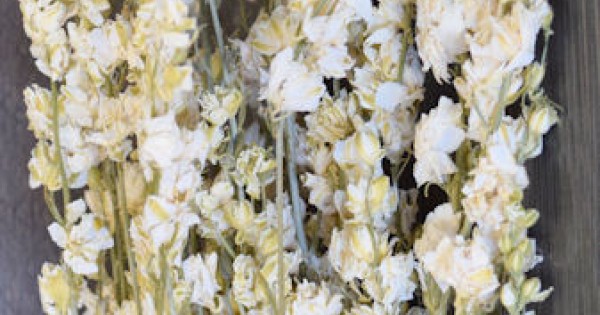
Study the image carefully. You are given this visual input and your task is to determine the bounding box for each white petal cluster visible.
[414,96,465,186]
[182,252,221,311]
[48,199,113,275]
[289,281,343,315]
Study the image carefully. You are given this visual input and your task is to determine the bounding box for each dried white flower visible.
[413,96,465,186]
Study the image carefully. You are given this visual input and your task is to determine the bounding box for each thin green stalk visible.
[157,247,168,315]
[199,0,214,90]
[97,253,106,315]
[284,115,309,259]
[275,120,285,315]
[51,81,71,206]
[166,264,177,315]
[43,188,65,226]
[109,247,121,305]
[106,163,126,303]
[207,0,229,84]
[116,164,142,315]
[66,268,78,314]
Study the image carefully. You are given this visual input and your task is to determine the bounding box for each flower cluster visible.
[21,0,556,314]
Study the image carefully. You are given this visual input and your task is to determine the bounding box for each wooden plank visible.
[527,0,600,313]
[0,0,597,314]
[0,1,59,314]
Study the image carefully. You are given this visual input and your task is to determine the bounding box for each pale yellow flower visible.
[39,263,75,315]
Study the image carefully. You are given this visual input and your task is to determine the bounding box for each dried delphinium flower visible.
[20,0,558,314]
[414,0,557,314]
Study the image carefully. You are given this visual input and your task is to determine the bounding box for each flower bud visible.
[348,223,387,264]
[516,239,534,258]
[225,200,255,231]
[525,63,545,92]
[506,250,524,275]
[356,129,384,166]
[258,228,278,257]
[501,282,518,311]
[528,106,558,135]
[520,277,542,302]
[518,209,540,229]
[499,233,513,254]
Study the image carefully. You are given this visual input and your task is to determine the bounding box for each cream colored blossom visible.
[467,0,551,75]
[304,173,336,214]
[183,252,221,311]
[77,0,111,26]
[347,303,386,315]
[48,210,114,275]
[305,95,354,144]
[328,223,389,281]
[416,0,468,82]
[413,96,465,186]
[289,281,343,315]
[528,105,558,136]
[138,112,184,173]
[364,27,403,79]
[260,47,325,113]
[24,85,53,139]
[28,141,61,191]
[333,123,384,173]
[414,203,461,259]
[250,6,302,56]
[367,252,416,312]
[141,196,199,249]
[39,263,76,315]
[20,0,71,80]
[303,7,355,78]
[420,236,499,307]
[344,175,398,230]
[235,146,277,200]
[200,87,243,126]
[233,255,259,308]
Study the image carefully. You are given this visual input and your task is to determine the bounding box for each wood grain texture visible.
[0,1,59,315]
[0,0,598,314]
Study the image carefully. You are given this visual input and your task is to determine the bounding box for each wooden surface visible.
[0,0,598,314]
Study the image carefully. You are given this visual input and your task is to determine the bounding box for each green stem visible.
[116,164,142,315]
[66,268,78,314]
[284,115,309,259]
[97,253,106,315]
[275,120,285,315]
[207,0,229,84]
[105,163,126,304]
[199,0,214,90]
[109,247,120,305]
[43,187,65,226]
[157,247,167,315]
[51,81,71,207]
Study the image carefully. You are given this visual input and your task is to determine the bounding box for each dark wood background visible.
[0,0,598,314]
